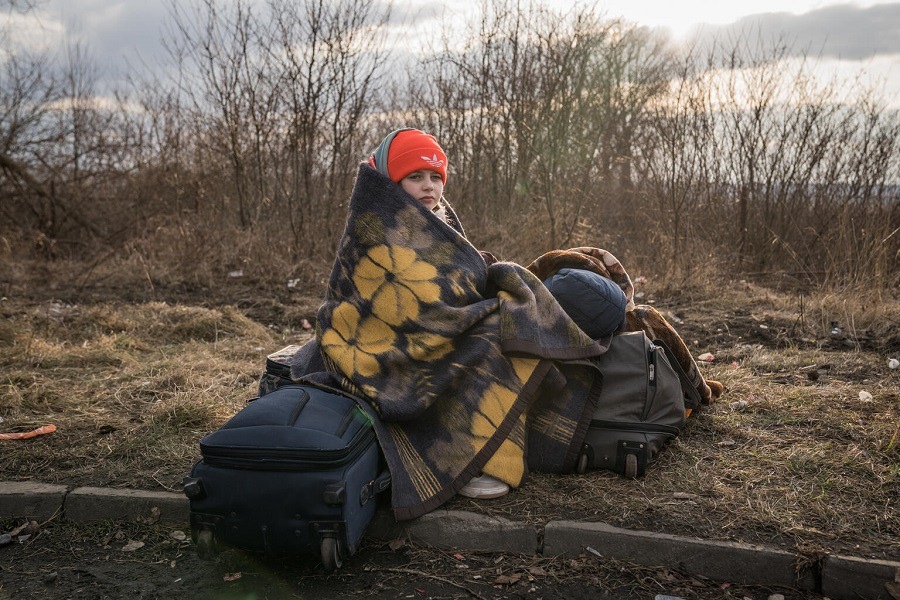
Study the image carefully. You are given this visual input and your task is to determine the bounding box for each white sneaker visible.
[458,474,510,499]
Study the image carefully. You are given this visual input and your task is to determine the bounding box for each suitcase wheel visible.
[320,535,344,572]
[196,529,219,560]
[624,453,638,479]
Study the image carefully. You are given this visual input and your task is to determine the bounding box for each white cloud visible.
[690,2,900,60]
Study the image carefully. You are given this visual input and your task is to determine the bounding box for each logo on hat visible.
[421,154,445,168]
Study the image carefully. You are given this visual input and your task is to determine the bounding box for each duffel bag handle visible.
[652,339,702,410]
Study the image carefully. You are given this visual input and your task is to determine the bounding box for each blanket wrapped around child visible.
[291,164,613,520]
[289,163,722,520]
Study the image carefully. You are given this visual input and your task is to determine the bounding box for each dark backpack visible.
[576,331,701,477]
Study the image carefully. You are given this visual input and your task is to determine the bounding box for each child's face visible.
[400,169,443,212]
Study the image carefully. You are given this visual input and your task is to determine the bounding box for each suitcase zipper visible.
[589,419,681,435]
[201,427,376,471]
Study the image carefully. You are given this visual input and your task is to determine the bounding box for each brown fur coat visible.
[527,247,724,405]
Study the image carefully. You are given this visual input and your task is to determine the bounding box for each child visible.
[367,128,458,225]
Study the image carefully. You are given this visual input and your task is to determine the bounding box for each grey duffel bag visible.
[577,331,702,478]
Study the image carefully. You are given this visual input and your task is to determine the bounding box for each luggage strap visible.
[652,339,702,410]
[360,469,392,506]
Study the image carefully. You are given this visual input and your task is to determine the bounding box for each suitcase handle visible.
[359,469,392,506]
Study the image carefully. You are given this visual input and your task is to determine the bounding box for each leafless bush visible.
[635,30,899,288]
[0,1,896,295]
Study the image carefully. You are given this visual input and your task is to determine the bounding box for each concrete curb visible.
[822,555,900,600]
[0,482,68,521]
[66,487,189,523]
[544,520,817,591]
[2,481,897,600]
[368,509,538,554]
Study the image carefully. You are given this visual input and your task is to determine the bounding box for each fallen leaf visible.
[223,572,242,582]
[121,540,145,552]
[697,352,715,362]
[138,506,161,525]
[8,521,37,537]
[494,573,522,585]
[169,530,187,542]
[388,538,405,551]
[453,553,465,560]
[528,566,547,577]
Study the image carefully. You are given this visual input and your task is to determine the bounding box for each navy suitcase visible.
[183,384,389,571]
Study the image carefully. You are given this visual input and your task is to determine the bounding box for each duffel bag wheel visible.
[196,529,218,560]
[576,453,588,474]
[624,454,638,479]
[320,536,343,572]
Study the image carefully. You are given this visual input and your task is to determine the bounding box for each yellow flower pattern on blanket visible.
[470,365,534,487]
[320,302,395,377]
[353,244,441,326]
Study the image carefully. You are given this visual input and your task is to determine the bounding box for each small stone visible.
[767,595,785,600]
[0,534,12,547]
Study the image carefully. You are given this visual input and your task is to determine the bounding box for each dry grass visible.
[0,300,313,491]
[0,264,897,564]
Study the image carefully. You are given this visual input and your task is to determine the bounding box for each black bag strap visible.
[652,339,702,410]
[359,469,392,506]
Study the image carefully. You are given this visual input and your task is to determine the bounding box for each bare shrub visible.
[0,2,897,296]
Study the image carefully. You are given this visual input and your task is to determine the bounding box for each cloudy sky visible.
[3,0,899,103]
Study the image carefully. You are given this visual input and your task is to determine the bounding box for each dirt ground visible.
[0,518,822,600]
[1,266,898,598]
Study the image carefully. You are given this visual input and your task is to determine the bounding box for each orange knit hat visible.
[369,128,448,183]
